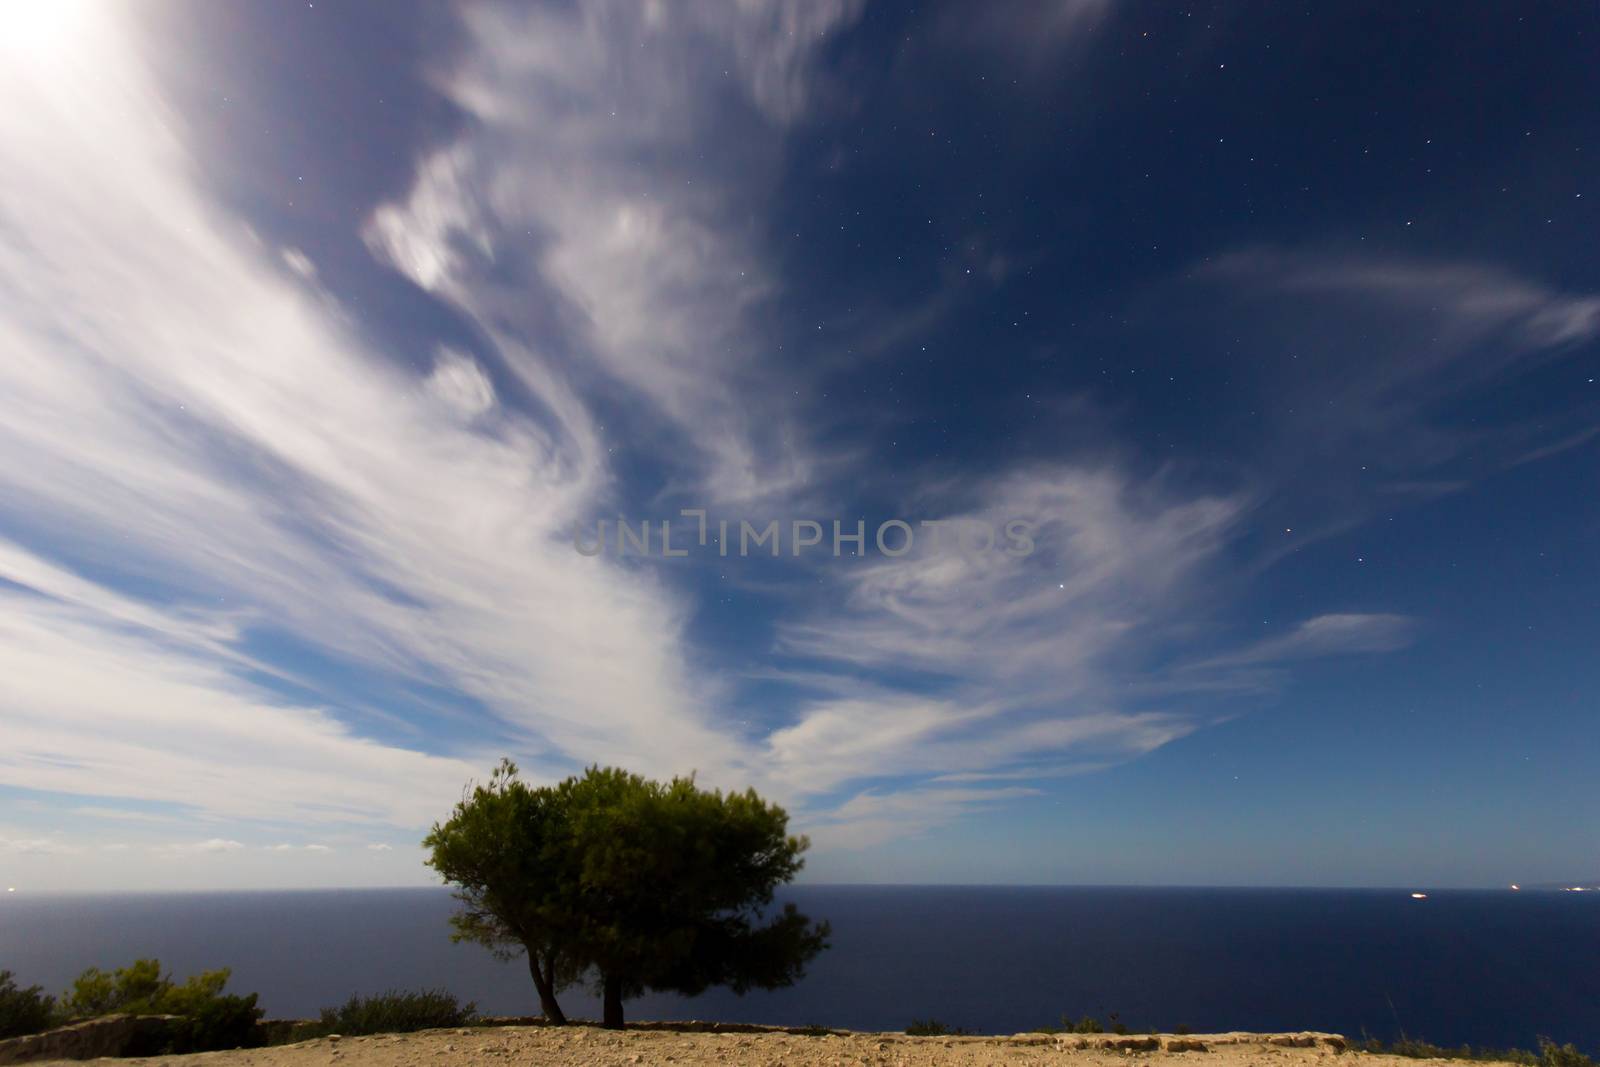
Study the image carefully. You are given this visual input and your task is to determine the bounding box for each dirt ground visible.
[26,1025,1502,1067]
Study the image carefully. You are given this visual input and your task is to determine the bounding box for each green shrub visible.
[1035,1013,1141,1036]
[301,989,476,1037]
[60,959,167,1017]
[1355,1035,1496,1061]
[0,971,59,1039]
[1539,1038,1596,1067]
[906,1018,972,1036]
[57,960,262,1052]
[163,991,265,1053]
[1352,1032,1595,1066]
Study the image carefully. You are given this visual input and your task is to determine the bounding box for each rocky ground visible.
[23,1025,1492,1067]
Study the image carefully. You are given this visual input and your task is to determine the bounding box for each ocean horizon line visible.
[6,881,1580,898]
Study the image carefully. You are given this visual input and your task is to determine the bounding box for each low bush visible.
[1540,1039,1599,1067]
[1038,1013,1133,1035]
[1352,1034,1594,1066]
[297,989,476,1038]
[163,990,266,1054]
[905,1018,973,1036]
[0,971,58,1039]
[58,960,262,1052]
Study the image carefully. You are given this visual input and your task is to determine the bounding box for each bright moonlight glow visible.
[3,0,94,59]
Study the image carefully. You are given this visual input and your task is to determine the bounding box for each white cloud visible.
[0,2,751,836]
[366,843,394,852]
[804,786,1043,850]
[280,247,317,280]
[72,806,178,824]
[365,0,864,503]
[364,145,491,294]
[1210,251,1600,348]
[928,0,1110,71]
[169,839,245,854]
[0,6,1433,870]
[765,466,1242,817]
[1202,249,1600,398]
[1185,613,1416,672]
[1194,247,1600,497]
[424,348,497,420]
[0,835,81,856]
[0,576,486,827]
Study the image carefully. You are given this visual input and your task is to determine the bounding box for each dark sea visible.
[2,887,1595,1051]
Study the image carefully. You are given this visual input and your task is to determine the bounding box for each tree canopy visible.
[424,762,828,1028]
[421,761,582,1022]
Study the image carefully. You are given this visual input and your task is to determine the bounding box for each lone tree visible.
[423,761,583,1023]
[425,762,828,1028]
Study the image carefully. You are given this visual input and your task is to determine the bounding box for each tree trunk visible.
[601,974,625,1029]
[527,950,567,1025]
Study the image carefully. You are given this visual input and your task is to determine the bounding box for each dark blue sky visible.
[1,0,1596,889]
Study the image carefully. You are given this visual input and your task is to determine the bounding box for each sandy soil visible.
[26,1024,1492,1067]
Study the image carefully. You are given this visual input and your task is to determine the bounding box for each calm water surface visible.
[1,887,1594,1050]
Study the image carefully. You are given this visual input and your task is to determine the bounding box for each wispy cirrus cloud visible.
[167,839,246,855]
[1181,613,1416,673]
[763,468,1240,829]
[0,836,82,857]
[1206,249,1600,351]
[365,0,865,504]
[761,463,1431,842]
[0,3,753,829]
[0,3,1452,879]
[1185,246,1600,559]
[0,575,482,828]
[804,785,1045,851]
[922,0,1111,74]
[1197,249,1600,467]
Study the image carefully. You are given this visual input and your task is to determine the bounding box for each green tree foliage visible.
[425,761,830,1028]
[57,960,262,1052]
[0,971,58,1039]
[558,767,829,1027]
[60,959,165,1017]
[423,761,584,1023]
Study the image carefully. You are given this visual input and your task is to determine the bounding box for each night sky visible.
[2,0,1597,890]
